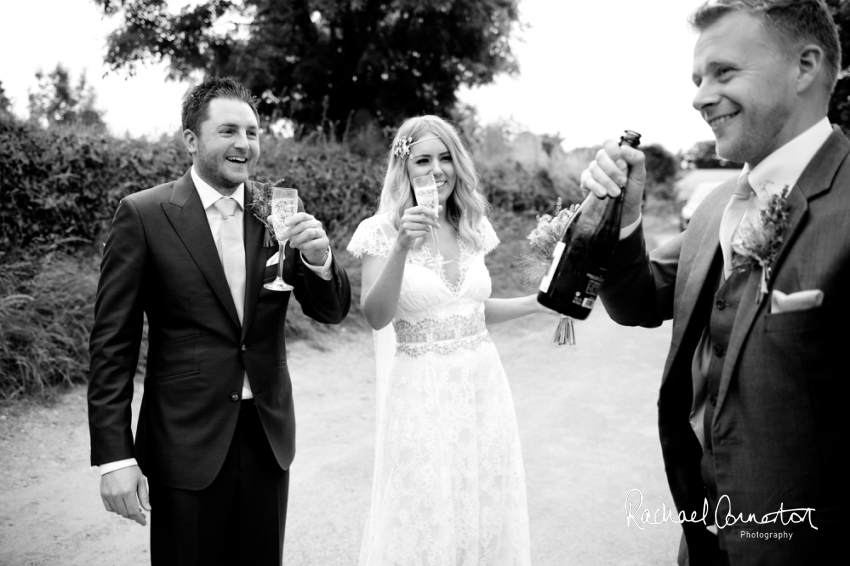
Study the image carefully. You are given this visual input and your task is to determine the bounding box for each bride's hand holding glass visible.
[395,205,439,252]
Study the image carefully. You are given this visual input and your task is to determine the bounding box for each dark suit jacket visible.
[88,170,351,490]
[600,128,849,565]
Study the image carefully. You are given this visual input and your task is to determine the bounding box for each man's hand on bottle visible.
[580,139,647,228]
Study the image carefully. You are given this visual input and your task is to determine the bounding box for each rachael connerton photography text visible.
[624,489,817,531]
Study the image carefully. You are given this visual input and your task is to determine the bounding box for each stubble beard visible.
[716,102,792,166]
[196,141,251,194]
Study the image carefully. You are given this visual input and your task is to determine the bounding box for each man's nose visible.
[233,131,249,149]
[692,81,719,113]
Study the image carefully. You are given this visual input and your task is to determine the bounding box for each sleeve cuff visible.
[99,458,138,475]
[619,213,642,240]
[301,247,333,281]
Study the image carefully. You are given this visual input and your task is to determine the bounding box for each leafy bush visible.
[0,118,562,401]
[254,136,386,237]
[0,117,188,260]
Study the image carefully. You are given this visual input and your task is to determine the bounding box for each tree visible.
[0,81,12,118]
[27,64,107,131]
[682,140,740,169]
[93,0,521,135]
[642,144,678,182]
[642,143,679,200]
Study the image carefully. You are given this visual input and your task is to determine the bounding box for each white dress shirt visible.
[738,116,832,211]
[99,168,333,475]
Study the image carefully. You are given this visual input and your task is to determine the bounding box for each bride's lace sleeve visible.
[479,217,500,255]
[347,214,394,259]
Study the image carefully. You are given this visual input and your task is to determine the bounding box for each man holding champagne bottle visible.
[581,1,847,564]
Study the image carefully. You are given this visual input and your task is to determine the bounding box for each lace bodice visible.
[347,212,499,323]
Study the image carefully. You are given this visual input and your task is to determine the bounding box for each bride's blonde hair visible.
[379,115,489,251]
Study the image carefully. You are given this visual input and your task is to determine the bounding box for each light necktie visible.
[719,174,754,279]
[213,197,246,324]
[213,197,252,398]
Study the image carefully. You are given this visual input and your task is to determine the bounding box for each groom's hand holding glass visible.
[580,139,648,229]
[266,212,331,266]
[285,212,331,265]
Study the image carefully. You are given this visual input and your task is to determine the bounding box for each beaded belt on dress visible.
[394,313,489,356]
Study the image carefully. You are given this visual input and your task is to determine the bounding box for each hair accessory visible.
[392,135,441,160]
[392,136,414,160]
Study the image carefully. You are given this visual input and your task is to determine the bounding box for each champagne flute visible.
[264,188,298,291]
[411,174,445,265]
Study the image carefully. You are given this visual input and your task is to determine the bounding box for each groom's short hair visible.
[181,77,260,135]
[690,0,841,95]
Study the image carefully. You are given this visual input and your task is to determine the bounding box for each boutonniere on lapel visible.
[731,186,791,304]
[249,179,287,247]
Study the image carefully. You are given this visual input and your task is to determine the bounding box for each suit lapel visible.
[715,127,850,409]
[162,170,241,328]
[241,181,270,339]
[770,127,848,274]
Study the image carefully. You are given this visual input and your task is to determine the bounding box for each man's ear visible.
[183,129,198,157]
[796,43,826,94]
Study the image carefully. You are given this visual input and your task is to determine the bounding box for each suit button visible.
[710,395,717,407]
[715,299,725,310]
[230,392,240,402]
[707,447,713,455]
[241,344,247,352]
[714,345,725,357]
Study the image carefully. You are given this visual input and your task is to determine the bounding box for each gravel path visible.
[0,307,681,565]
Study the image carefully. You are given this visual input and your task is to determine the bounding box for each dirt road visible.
[0,307,681,566]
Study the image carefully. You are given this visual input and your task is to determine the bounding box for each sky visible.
[1,0,711,152]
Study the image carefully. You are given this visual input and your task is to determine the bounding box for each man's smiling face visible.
[189,97,260,192]
[691,11,799,166]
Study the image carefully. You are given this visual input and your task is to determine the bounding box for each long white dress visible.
[347,213,531,566]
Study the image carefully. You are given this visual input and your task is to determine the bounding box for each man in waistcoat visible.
[581,1,847,564]
[88,77,351,565]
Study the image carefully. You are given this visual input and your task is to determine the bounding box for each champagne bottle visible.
[537,130,641,320]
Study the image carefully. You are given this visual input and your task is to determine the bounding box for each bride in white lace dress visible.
[347,116,550,566]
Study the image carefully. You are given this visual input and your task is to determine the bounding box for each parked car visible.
[680,181,721,231]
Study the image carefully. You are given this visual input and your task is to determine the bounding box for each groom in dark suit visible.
[582,1,847,564]
[88,77,350,565]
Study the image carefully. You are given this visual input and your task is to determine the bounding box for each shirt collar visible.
[191,165,245,211]
[741,116,832,202]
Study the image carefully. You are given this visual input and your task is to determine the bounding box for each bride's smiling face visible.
[406,136,456,206]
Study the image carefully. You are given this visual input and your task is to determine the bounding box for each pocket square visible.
[770,289,823,314]
[265,252,280,266]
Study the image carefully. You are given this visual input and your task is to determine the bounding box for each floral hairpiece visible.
[391,135,441,161]
[392,136,414,160]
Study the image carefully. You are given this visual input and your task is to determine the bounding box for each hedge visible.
[0,117,561,401]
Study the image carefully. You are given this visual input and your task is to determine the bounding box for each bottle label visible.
[569,273,605,309]
[539,241,566,293]
[585,275,604,297]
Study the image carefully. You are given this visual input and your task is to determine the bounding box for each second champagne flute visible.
[264,188,298,292]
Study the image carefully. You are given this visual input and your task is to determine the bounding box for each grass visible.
[0,255,98,402]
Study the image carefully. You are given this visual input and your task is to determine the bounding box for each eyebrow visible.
[218,122,258,129]
[412,150,451,158]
